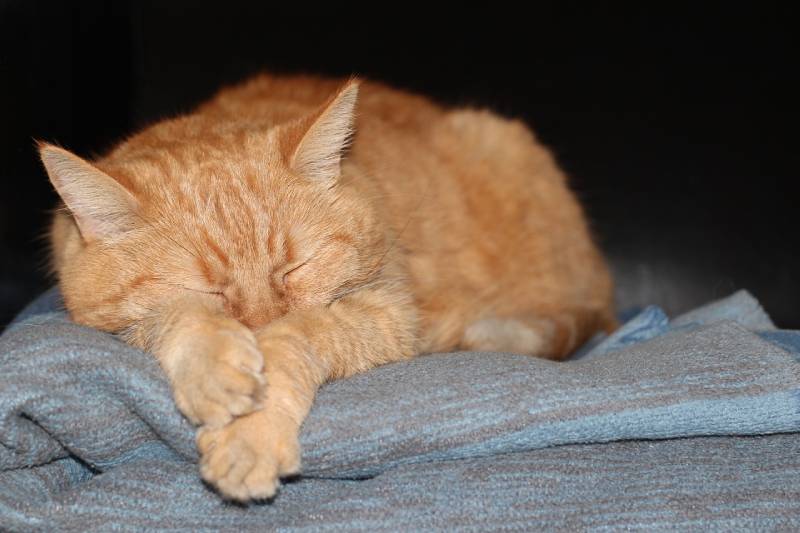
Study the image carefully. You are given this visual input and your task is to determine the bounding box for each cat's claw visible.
[169,319,266,428]
[197,410,301,502]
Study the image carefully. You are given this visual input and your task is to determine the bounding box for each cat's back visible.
[202,74,564,221]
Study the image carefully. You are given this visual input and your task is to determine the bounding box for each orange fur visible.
[40,74,615,501]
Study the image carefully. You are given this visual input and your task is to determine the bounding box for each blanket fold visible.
[2,289,799,530]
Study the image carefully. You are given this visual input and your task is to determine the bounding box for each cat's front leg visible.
[197,284,418,501]
[150,296,266,428]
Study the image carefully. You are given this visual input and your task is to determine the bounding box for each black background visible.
[1,2,797,329]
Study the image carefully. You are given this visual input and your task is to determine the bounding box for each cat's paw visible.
[168,318,265,427]
[197,410,301,501]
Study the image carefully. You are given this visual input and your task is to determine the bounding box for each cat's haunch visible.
[41,74,615,501]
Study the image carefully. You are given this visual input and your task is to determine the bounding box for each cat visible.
[40,74,616,501]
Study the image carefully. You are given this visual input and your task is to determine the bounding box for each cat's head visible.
[40,80,386,344]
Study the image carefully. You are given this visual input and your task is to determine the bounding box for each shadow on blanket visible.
[1,289,799,530]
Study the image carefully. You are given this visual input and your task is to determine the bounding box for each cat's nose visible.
[226,292,269,330]
[237,304,284,330]
[239,314,268,330]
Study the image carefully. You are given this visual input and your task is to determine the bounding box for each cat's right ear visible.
[280,80,360,186]
[38,143,139,241]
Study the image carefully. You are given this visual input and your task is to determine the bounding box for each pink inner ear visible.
[39,144,139,240]
[286,81,359,184]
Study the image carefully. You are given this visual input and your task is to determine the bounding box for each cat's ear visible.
[39,143,139,241]
[283,79,359,185]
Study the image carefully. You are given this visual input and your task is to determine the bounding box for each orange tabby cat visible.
[40,74,615,501]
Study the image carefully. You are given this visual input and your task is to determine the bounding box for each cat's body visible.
[41,74,615,501]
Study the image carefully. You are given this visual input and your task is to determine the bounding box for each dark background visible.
[1,2,797,330]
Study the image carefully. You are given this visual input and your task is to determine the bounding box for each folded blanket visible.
[1,289,799,531]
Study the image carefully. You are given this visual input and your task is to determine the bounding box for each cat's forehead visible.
[106,126,284,187]
[163,182,327,262]
[132,154,299,220]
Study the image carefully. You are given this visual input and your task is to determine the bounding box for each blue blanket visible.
[1,289,799,530]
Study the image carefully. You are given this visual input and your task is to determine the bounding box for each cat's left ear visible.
[282,79,359,186]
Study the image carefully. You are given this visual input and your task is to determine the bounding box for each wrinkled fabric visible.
[1,289,799,531]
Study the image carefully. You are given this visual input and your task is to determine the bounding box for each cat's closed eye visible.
[281,261,309,286]
[183,285,226,298]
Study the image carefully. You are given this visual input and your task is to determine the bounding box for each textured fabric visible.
[1,290,799,530]
[672,289,776,330]
[759,330,800,359]
[4,435,800,531]
[577,289,776,361]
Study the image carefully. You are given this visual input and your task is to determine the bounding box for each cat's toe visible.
[196,412,301,502]
[178,380,261,428]
[242,459,281,500]
[177,389,234,427]
[199,429,280,502]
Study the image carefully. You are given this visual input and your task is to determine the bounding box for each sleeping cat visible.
[40,74,616,501]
